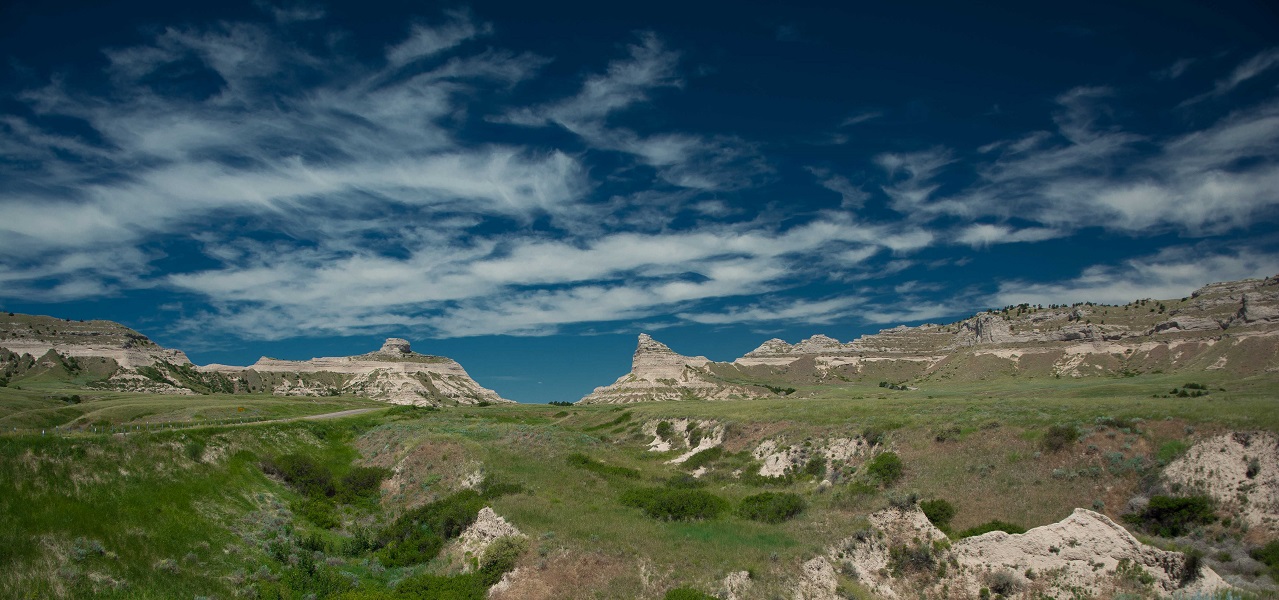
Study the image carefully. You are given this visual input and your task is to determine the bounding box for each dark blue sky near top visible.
[2,1,1278,402]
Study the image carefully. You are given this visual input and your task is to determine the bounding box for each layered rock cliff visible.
[202,338,511,406]
[0,313,190,369]
[731,275,1279,384]
[577,334,767,404]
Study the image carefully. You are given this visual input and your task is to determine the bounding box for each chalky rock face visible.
[0,313,190,369]
[577,334,766,404]
[203,338,512,406]
[380,338,412,354]
[731,274,1279,382]
[832,507,1227,600]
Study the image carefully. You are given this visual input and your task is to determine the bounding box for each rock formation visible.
[728,274,1279,385]
[0,313,190,369]
[1163,431,1279,535]
[833,506,1227,599]
[202,338,511,406]
[577,334,766,404]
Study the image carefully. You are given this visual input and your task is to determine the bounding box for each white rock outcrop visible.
[1163,431,1279,534]
[202,338,511,406]
[578,334,765,404]
[832,507,1229,599]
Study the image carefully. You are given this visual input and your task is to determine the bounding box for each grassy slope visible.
[2,370,1277,598]
[0,386,382,432]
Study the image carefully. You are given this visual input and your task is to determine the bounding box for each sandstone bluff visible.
[0,317,507,406]
[578,275,1279,404]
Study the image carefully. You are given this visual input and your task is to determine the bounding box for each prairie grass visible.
[2,369,1277,597]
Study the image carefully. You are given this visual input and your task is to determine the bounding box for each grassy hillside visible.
[3,371,1277,598]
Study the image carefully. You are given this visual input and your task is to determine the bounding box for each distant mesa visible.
[0,323,509,406]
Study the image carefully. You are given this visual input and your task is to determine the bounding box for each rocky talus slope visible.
[201,338,511,406]
[577,334,769,404]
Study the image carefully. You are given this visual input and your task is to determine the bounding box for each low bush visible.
[1250,540,1279,581]
[566,453,641,479]
[478,536,526,587]
[801,456,826,479]
[376,490,486,567]
[958,520,1027,538]
[1041,425,1079,453]
[1124,495,1216,537]
[338,466,391,504]
[888,542,936,575]
[919,499,956,530]
[681,446,724,471]
[262,453,336,499]
[737,492,806,523]
[620,487,729,521]
[865,452,903,485]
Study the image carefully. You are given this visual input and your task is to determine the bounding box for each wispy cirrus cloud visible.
[988,246,1279,308]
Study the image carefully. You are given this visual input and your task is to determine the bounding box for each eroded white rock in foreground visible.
[832,507,1229,600]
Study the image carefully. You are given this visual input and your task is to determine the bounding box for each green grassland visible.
[2,370,1277,598]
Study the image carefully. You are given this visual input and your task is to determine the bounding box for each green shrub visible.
[478,536,526,587]
[376,490,485,567]
[664,474,706,489]
[737,492,806,523]
[865,452,903,485]
[338,466,391,504]
[393,572,485,599]
[566,453,640,479]
[958,520,1027,538]
[1041,425,1079,453]
[919,499,956,530]
[262,453,336,498]
[620,487,729,521]
[665,588,717,600]
[681,446,723,471]
[1124,495,1216,537]
[1250,540,1279,581]
[655,420,673,440]
[802,456,826,479]
[295,498,340,529]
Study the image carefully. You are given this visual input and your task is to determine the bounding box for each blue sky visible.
[2,1,1278,402]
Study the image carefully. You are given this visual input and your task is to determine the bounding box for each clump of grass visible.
[566,452,641,479]
[737,492,806,524]
[957,520,1027,538]
[665,588,717,600]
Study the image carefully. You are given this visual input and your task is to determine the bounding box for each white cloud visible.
[954,224,1063,248]
[839,110,883,128]
[1213,47,1279,96]
[679,297,862,325]
[386,11,492,67]
[989,247,1279,307]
